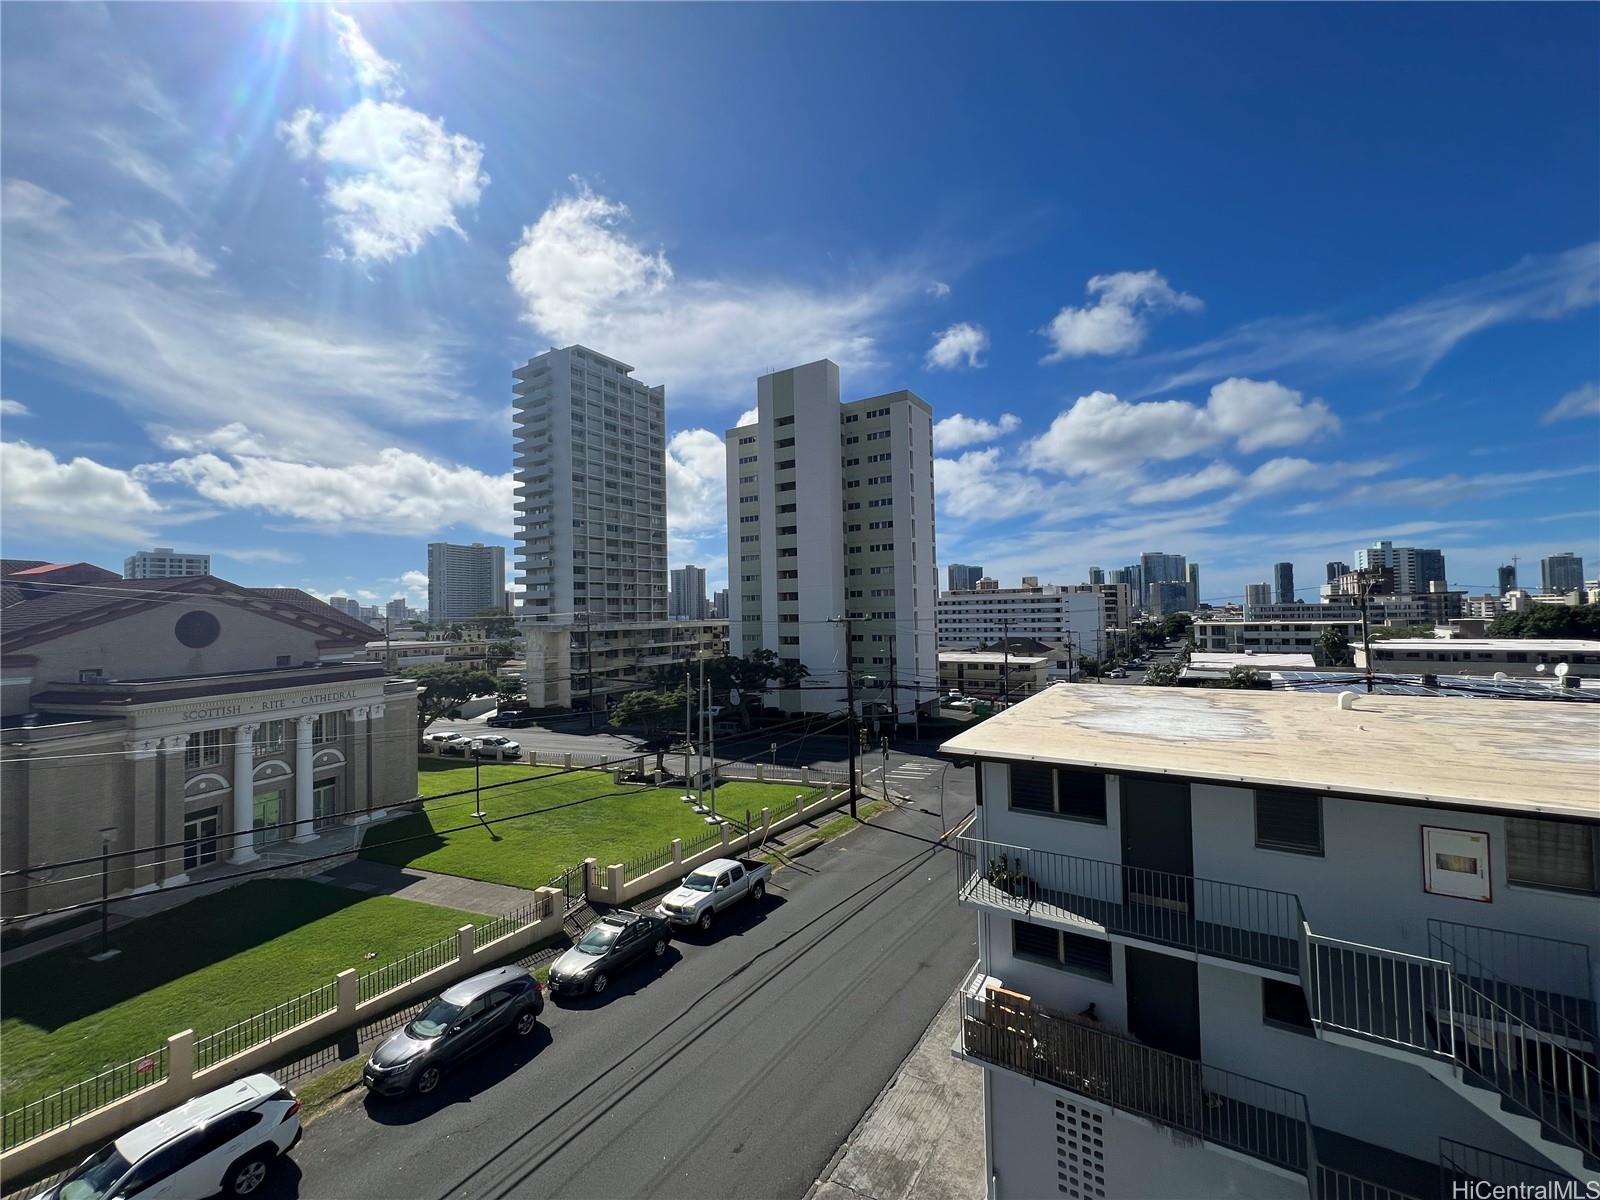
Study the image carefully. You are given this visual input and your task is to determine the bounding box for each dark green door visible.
[1126,947,1201,1059]
[1121,776,1193,915]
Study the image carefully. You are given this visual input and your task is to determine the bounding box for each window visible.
[183,808,219,870]
[1261,979,1314,1035]
[1507,818,1598,894]
[775,415,794,427]
[1007,763,1106,823]
[1013,921,1113,982]
[185,728,223,770]
[1255,790,1323,855]
[775,438,795,449]
[194,1111,262,1156]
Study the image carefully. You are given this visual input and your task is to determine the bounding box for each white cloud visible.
[735,408,758,429]
[2,440,162,541]
[1143,244,1600,395]
[1027,379,1336,475]
[1542,381,1600,425]
[1040,270,1202,362]
[934,448,1066,521]
[1,181,470,462]
[135,448,513,537]
[279,100,487,264]
[328,9,404,98]
[216,546,303,565]
[1,399,30,418]
[927,280,951,298]
[1128,461,1242,505]
[932,412,1020,451]
[507,181,918,401]
[1288,465,1596,514]
[665,429,726,534]
[926,322,990,370]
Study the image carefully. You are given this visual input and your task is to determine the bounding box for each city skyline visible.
[1,5,1596,609]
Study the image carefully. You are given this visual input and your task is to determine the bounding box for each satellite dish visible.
[1535,663,1548,674]
[1493,671,1508,682]
[727,688,740,703]
[1555,663,1570,678]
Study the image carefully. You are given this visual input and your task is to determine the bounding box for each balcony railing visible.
[958,970,1312,1176]
[955,836,1304,974]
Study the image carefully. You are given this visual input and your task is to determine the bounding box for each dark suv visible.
[363,965,543,1097]
[486,708,537,728]
[547,910,671,998]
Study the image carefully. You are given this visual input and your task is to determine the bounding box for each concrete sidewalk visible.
[311,858,546,915]
[807,987,984,1200]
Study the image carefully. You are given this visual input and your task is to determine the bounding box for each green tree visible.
[470,608,520,639]
[1368,624,1438,641]
[706,650,810,727]
[1077,655,1103,678]
[1144,661,1182,686]
[1221,666,1264,689]
[609,687,687,738]
[1487,604,1600,639]
[1315,626,1354,667]
[486,640,518,670]
[404,667,502,740]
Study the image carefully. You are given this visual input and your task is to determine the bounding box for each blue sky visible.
[2,3,1597,609]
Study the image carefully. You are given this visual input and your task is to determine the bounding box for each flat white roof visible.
[939,652,1050,665]
[1371,639,1600,653]
[940,684,1600,821]
[1188,652,1317,670]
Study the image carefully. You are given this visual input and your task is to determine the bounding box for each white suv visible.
[47,1074,301,1199]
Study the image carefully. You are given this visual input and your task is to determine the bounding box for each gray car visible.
[362,965,543,1097]
[547,910,671,998]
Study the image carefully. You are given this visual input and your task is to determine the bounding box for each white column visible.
[291,716,316,843]
[524,629,546,707]
[159,735,191,887]
[229,722,259,864]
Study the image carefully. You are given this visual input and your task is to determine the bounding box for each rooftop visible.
[1369,638,1600,653]
[939,651,1050,666]
[1187,652,1317,671]
[939,683,1600,821]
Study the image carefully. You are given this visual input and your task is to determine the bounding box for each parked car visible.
[1108,668,1128,678]
[486,710,537,729]
[45,1074,301,1200]
[470,735,523,759]
[363,965,543,1098]
[422,731,471,756]
[655,857,771,934]
[946,699,974,711]
[547,910,672,997]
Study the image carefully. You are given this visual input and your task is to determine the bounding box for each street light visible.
[90,827,120,962]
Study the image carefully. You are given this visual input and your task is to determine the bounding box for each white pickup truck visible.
[655,857,770,933]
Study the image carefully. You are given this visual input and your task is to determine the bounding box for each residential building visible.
[949,564,984,592]
[1356,541,1447,594]
[724,358,937,722]
[327,596,359,618]
[1498,563,1518,596]
[1273,561,1295,605]
[1359,638,1600,678]
[1463,594,1504,619]
[1325,560,1350,582]
[384,598,408,626]
[977,577,1000,592]
[1243,582,1274,612]
[1087,566,1106,586]
[1,574,418,919]
[711,588,729,620]
[1186,562,1199,610]
[1182,650,1318,681]
[123,547,211,579]
[938,584,1106,657]
[427,542,505,624]
[1065,583,1132,634]
[1193,617,1363,654]
[938,650,1050,701]
[943,685,1599,1200]
[1139,552,1187,610]
[514,345,724,708]
[1147,580,1190,617]
[669,564,708,620]
[360,638,491,673]
[1542,552,1585,595]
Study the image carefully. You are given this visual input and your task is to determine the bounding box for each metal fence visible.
[955,835,1305,974]
[1315,1165,1424,1200]
[1437,1138,1574,1193]
[2,1044,168,1151]
[473,893,553,948]
[194,981,339,1071]
[356,930,461,1005]
[621,843,677,881]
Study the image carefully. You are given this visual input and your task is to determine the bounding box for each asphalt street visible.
[262,787,976,1200]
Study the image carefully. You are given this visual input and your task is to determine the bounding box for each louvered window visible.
[1507,818,1598,894]
[1009,763,1054,813]
[1255,790,1323,855]
[1008,763,1107,824]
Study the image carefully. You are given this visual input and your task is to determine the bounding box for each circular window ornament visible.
[174,610,221,648]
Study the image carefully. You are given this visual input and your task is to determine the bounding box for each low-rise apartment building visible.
[360,639,493,673]
[939,586,1106,658]
[1358,638,1600,679]
[1193,618,1363,655]
[941,685,1599,1199]
[938,651,1050,701]
[1,575,419,919]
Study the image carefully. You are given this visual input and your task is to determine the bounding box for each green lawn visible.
[1,880,487,1109]
[363,762,827,890]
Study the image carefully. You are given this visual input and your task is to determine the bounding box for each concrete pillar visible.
[456,924,474,966]
[582,856,598,900]
[563,753,573,769]
[167,1029,195,1096]
[124,739,161,892]
[229,723,259,864]
[607,863,624,898]
[291,716,316,842]
[367,704,388,820]
[671,838,683,868]
[761,807,771,836]
[159,735,190,887]
[756,764,766,782]
[801,767,812,786]
[720,823,731,849]
[348,707,370,821]
[335,968,358,1018]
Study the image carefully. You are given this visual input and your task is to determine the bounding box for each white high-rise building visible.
[124,547,210,579]
[1356,541,1447,594]
[670,565,708,619]
[938,584,1106,657]
[725,359,937,721]
[514,345,722,709]
[426,542,505,624]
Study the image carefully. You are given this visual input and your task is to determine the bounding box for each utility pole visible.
[1357,571,1376,694]
[682,652,693,801]
[831,615,858,818]
[888,641,899,733]
[582,611,597,732]
[697,655,707,811]
[707,665,718,824]
[999,617,1013,709]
